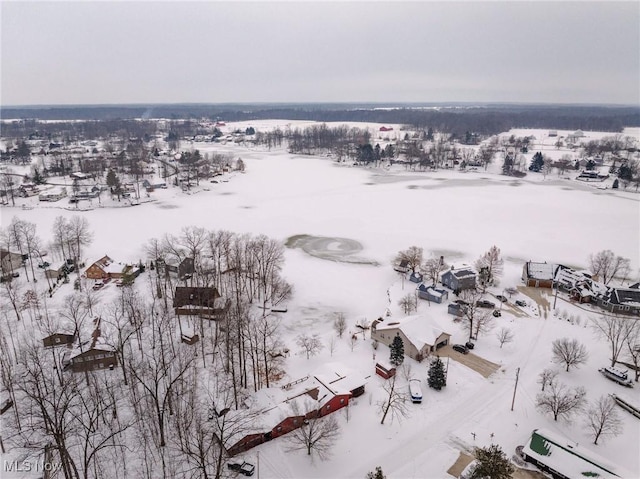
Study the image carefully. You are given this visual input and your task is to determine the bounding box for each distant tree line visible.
[3,104,639,137]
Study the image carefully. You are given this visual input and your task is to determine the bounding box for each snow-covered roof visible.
[522,428,630,479]
[376,315,450,350]
[525,262,557,280]
[313,362,367,395]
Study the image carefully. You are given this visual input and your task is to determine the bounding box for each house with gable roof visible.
[371,314,451,361]
[84,255,141,281]
[522,261,559,288]
[441,264,476,292]
[227,363,366,456]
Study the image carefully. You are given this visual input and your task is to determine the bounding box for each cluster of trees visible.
[0,223,302,478]
[6,104,638,136]
[535,323,638,445]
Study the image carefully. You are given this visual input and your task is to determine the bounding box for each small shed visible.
[394,259,410,274]
[417,284,449,303]
[409,271,423,283]
[375,361,396,379]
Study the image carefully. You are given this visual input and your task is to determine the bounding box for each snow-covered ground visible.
[2,124,639,478]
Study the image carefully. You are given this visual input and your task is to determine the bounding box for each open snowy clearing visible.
[2,125,639,478]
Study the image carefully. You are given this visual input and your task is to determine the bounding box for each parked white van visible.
[409,379,423,403]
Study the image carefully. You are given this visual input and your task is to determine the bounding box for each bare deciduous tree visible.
[398,293,417,315]
[422,256,447,285]
[333,312,347,338]
[591,315,636,367]
[589,250,631,285]
[536,382,586,421]
[537,368,559,392]
[394,246,423,273]
[496,327,514,348]
[475,245,504,289]
[552,338,589,372]
[459,289,490,342]
[287,413,340,459]
[624,324,640,382]
[379,375,409,425]
[584,395,623,445]
[296,334,323,359]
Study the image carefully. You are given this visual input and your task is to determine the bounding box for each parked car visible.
[38,261,50,268]
[92,281,105,291]
[228,461,255,476]
[409,379,423,403]
[515,300,527,307]
[495,295,508,303]
[492,310,502,317]
[454,299,469,305]
[452,344,469,354]
[465,342,475,350]
[476,300,495,308]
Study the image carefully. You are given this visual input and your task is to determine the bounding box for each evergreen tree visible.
[470,444,515,479]
[612,178,619,189]
[618,164,633,181]
[427,356,446,390]
[389,333,404,366]
[366,466,386,479]
[32,166,45,185]
[528,152,544,172]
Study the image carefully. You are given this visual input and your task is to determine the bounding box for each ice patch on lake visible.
[285,234,379,265]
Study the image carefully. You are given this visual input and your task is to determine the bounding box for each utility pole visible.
[511,367,520,411]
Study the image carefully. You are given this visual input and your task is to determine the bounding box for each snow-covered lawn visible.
[2,126,639,478]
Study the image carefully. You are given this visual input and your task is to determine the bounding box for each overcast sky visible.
[1,1,639,106]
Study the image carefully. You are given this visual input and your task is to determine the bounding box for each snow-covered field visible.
[2,125,639,478]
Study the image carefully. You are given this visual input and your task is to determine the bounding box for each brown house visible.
[1,249,23,277]
[522,262,558,288]
[173,286,231,319]
[85,255,141,281]
[65,347,117,373]
[84,255,114,279]
[43,333,76,348]
[371,315,451,362]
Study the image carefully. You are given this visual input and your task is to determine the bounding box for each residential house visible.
[64,346,118,373]
[227,363,366,456]
[165,257,194,277]
[554,266,598,303]
[45,261,70,280]
[85,255,141,280]
[42,332,76,348]
[371,315,451,361]
[522,261,558,288]
[173,286,231,319]
[598,286,640,316]
[441,265,476,292]
[417,284,449,303]
[1,250,23,278]
[39,187,67,202]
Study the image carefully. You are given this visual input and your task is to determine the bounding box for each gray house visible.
[417,284,449,304]
[441,266,476,293]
